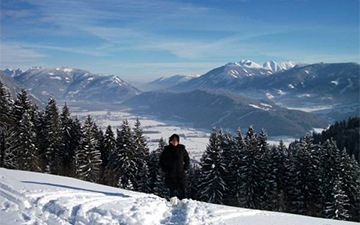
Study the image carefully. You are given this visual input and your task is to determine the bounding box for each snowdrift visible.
[0,168,357,225]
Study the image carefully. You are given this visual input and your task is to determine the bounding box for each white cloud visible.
[0,43,47,68]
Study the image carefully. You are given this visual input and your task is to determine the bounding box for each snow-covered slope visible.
[170,60,298,92]
[8,67,141,103]
[145,74,201,91]
[0,168,356,225]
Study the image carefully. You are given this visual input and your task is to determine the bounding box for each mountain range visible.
[1,67,141,104]
[160,61,359,122]
[123,89,328,136]
[1,60,358,136]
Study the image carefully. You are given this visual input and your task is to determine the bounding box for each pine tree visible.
[239,125,259,209]
[133,118,150,193]
[187,164,201,200]
[149,138,168,198]
[101,125,116,185]
[198,127,227,204]
[12,89,33,127]
[325,176,350,220]
[59,103,74,176]
[8,89,37,170]
[257,128,273,210]
[17,111,40,171]
[71,117,82,178]
[218,128,233,205]
[284,145,305,214]
[275,140,288,212]
[114,119,137,189]
[76,115,102,182]
[320,139,341,218]
[0,81,15,169]
[42,97,61,174]
[295,133,321,216]
[227,128,246,207]
[338,148,360,221]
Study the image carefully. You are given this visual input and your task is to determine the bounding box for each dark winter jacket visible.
[159,144,190,179]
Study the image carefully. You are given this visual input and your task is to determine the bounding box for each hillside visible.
[0,168,357,225]
[123,89,328,136]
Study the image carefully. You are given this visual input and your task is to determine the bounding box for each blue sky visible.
[1,0,359,82]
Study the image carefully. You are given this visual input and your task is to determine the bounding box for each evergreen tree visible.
[42,97,61,174]
[198,127,227,204]
[227,128,246,207]
[325,176,350,220]
[284,145,305,214]
[12,89,33,127]
[263,145,279,211]
[8,89,37,170]
[102,125,116,185]
[0,81,15,168]
[133,118,150,193]
[239,125,259,209]
[295,133,321,216]
[320,139,341,218]
[114,119,137,189]
[187,164,201,200]
[275,140,288,212]
[17,111,40,171]
[257,128,273,210]
[59,103,74,176]
[71,117,82,178]
[218,128,234,205]
[76,115,102,182]
[338,148,360,221]
[149,138,168,198]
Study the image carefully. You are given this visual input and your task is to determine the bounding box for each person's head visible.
[169,134,180,146]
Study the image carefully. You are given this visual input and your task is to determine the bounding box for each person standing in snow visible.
[159,134,190,200]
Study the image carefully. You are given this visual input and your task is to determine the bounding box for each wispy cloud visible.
[0,43,47,68]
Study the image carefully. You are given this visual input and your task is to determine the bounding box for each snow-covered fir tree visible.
[227,128,246,207]
[320,139,341,218]
[133,118,150,193]
[148,137,168,198]
[101,125,116,185]
[296,133,321,216]
[198,127,227,204]
[257,128,274,210]
[0,81,15,169]
[70,117,82,178]
[76,115,102,182]
[275,140,288,212]
[17,111,40,171]
[338,148,360,221]
[217,128,233,205]
[239,125,260,209]
[42,97,61,174]
[114,119,137,189]
[325,175,350,220]
[59,103,74,176]
[187,164,201,200]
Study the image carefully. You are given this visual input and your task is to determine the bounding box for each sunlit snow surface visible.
[0,169,356,225]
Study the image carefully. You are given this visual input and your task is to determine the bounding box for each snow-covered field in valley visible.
[71,110,296,162]
[0,168,357,225]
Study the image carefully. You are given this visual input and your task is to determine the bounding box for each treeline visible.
[0,81,359,222]
[312,116,359,163]
[192,127,359,222]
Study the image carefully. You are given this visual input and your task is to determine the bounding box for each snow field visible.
[1,168,358,225]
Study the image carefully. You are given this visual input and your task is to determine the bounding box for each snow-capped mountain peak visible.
[238,59,263,68]
[3,68,24,77]
[263,60,297,73]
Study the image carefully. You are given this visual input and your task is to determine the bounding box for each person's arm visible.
[159,149,168,172]
[183,147,190,171]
